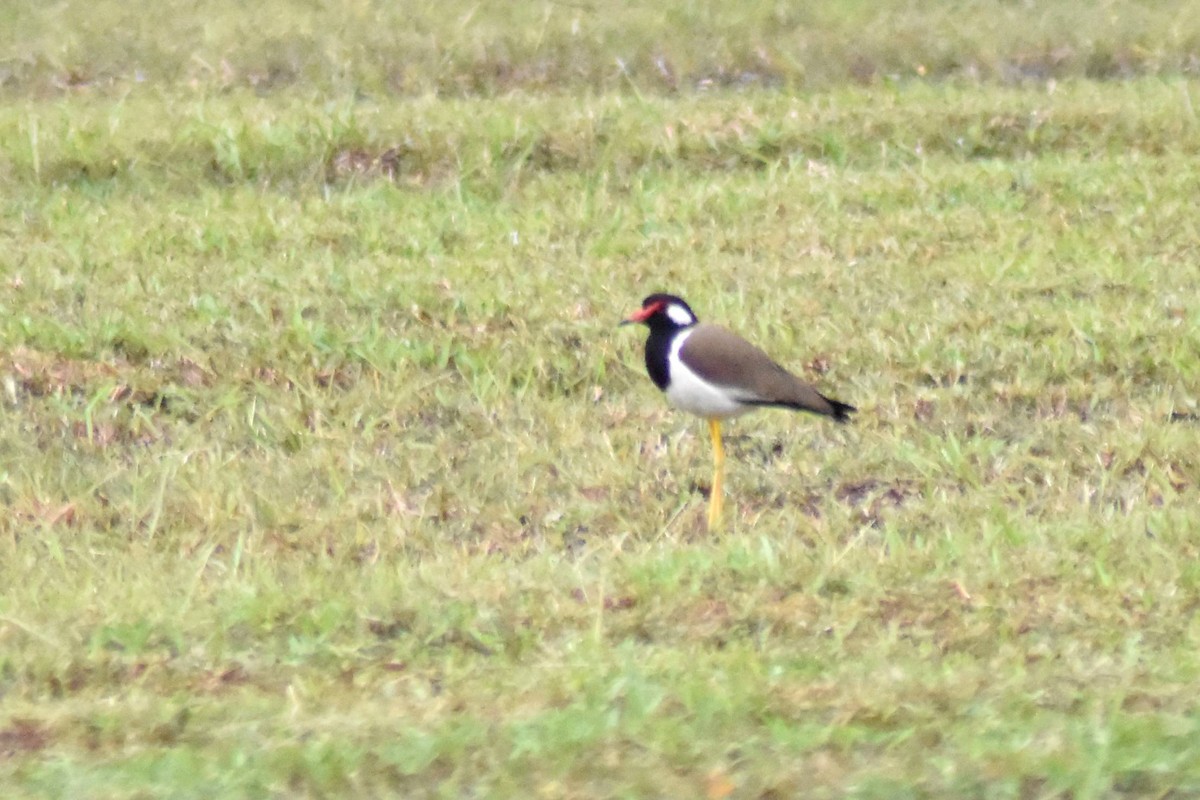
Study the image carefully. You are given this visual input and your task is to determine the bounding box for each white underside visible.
[664,329,754,420]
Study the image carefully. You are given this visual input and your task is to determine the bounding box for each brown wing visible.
[680,324,854,420]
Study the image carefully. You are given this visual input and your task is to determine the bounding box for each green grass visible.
[2,2,1200,798]
[4,0,1200,95]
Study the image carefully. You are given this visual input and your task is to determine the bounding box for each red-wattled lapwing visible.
[622,293,855,529]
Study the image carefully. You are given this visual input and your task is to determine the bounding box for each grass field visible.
[3,2,1200,797]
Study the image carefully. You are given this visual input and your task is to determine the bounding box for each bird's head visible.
[620,293,698,331]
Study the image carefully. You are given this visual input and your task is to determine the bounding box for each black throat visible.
[643,320,688,392]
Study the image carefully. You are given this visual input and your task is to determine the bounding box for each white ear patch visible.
[665,302,696,326]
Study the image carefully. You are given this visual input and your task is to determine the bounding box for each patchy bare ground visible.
[1,7,1199,795]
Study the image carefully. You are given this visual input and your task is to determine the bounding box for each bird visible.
[621,293,855,529]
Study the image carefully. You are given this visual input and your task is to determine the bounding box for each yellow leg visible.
[707,419,725,530]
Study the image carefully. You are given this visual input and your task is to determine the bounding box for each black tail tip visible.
[829,399,856,423]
